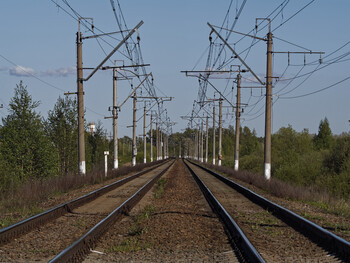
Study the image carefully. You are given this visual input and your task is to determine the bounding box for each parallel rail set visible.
[0,159,349,262]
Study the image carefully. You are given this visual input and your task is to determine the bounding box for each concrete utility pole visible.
[113,67,118,169]
[165,134,168,159]
[156,121,159,160]
[213,105,216,165]
[166,135,169,159]
[150,113,153,162]
[143,104,147,163]
[179,140,182,158]
[104,151,109,177]
[234,73,241,171]
[75,20,143,175]
[195,129,198,160]
[132,96,137,166]
[77,30,85,175]
[206,116,209,163]
[197,128,201,161]
[218,99,223,166]
[200,122,204,162]
[160,130,163,160]
[264,28,273,180]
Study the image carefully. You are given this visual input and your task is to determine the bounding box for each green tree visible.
[313,117,333,150]
[46,96,78,176]
[240,126,260,156]
[0,81,57,185]
[86,121,109,171]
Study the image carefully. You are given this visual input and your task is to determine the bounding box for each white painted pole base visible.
[218,160,221,166]
[234,160,239,171]
[104,156,108,177]
[114,159,118,170]
[132,157,136,167]
[264,163,271,180]
[151,157,153,162]
[144,158,146,164]
[213,159,215,165]
[79,161,86,175]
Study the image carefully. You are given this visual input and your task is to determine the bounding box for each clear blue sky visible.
[1,1,350,138]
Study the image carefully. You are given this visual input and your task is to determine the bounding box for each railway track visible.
[184,159,350,262]
[0,159,174,262]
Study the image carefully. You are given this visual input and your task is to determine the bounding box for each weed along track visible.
[185,159,350,262]
[0,160,173,262]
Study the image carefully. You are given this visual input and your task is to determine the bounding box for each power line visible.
[0,54,65,92]
[279,75,350,99]
[272,0,315,32]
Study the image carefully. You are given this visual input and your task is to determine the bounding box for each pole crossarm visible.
[210,24,266,41]
[83,20,144,82]
[101,64,150,70]
[118,72,153,110]
[181,70,245,75]
[208,22,265,86]
[273,51,324,54]
[81,29,131,40]
[136,96,173,100]
[136,100,158,123]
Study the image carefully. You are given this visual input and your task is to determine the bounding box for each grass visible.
[300,211,325,222]
[154,178,167,199]
[0,217,15,228]
[323,222,350,234]
[110,237,154,253]
[0,205,44,228]
[110,205,156,253]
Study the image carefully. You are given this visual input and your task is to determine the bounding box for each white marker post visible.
[104,151,109,177]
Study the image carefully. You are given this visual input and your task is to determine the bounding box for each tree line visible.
[0,82,151,193]
[1,82,349,199]
[168,117,350,199]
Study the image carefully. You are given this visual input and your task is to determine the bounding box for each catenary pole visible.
[132,96,137,166]
[200,122,204,162]
[143,104,147,163]
[234,73,241,171]
[264,29,273,180]
[113,67,118,169]
[150,113,153,162]
[212,105,216,165]
[206,115,209,163]
[218,99,223,166]
[77,31,85,175]
[156,120,159,160]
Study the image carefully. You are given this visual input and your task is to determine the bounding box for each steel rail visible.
[183,160,265,263]
[50,159,175,262]
[0,159,169,245]
[187,159,350,262]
